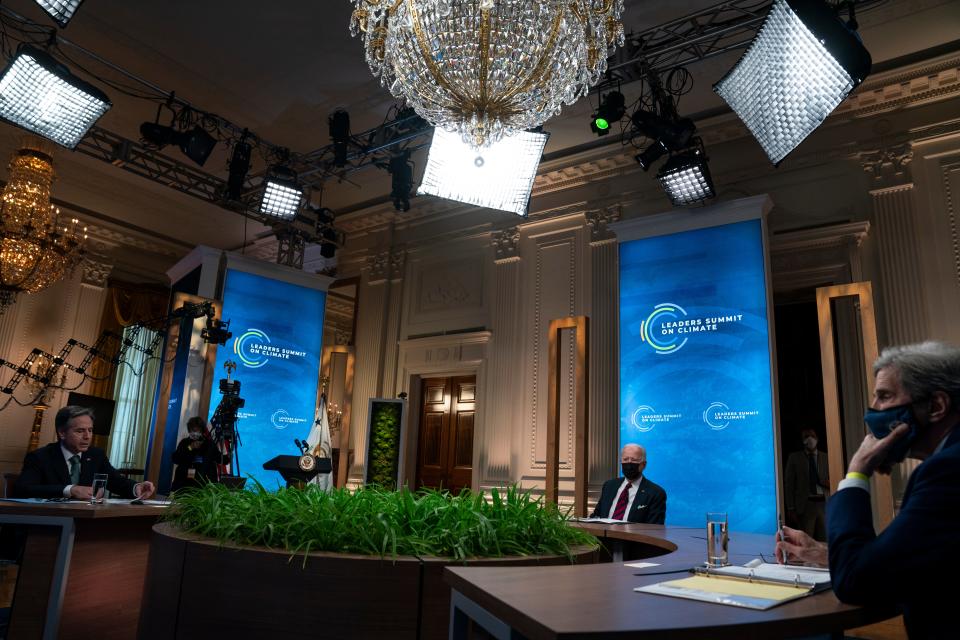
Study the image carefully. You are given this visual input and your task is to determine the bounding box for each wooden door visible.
[415,375,476,493]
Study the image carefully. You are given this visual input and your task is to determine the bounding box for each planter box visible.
[138,522,598,640]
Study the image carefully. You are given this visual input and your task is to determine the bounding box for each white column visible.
[479,228,521,486]
[348,252,390,482]
[861,145,930,346]
[586,206,621,486]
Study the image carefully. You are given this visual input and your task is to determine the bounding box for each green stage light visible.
[594,117,610,130]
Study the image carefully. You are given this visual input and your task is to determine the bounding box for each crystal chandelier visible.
[0,140,86,312]
[350,0,625,147]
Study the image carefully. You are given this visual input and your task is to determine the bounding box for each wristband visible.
[846,471,869,482]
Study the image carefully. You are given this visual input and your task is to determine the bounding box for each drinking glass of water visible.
[91,474,108,504]
[706,512,729,567]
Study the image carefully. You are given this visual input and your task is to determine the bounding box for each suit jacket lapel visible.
[51,444,71,486]
[631,477,648,516]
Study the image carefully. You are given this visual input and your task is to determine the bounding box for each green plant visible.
[167,483,598,562]
[366,401,402,488]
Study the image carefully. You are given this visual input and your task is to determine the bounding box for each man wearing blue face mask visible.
[590,443,666,524]
[828,341,960,639]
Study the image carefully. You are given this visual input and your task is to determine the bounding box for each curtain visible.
[106,325,161,469]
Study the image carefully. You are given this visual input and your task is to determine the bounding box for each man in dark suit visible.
[828,341,960,639]
[590,443,666,524]
[784,427,829,540]
[16,405,156,500]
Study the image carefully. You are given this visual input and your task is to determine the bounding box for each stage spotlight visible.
[634,141,668,171]
[657,147,716,207]
[226,139,251,201]
[177,125,216,166]
[714,0,871,165]
[590,91,626,136]
[329,109,350,167]
[418,128,548,216]
[0,46,110,149]
[631,110,695,171]
[139,122,216,166]
[315,207,338,259]
[34,0,85,28]
[260,167,303,220]
[388,152,413,212]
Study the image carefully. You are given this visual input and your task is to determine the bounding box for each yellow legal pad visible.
[635,574,815,610]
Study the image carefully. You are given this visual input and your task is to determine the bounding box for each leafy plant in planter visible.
[167,483,598,561]
[366,400,402,488]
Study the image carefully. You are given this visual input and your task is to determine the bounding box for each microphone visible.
[294,438,303,453]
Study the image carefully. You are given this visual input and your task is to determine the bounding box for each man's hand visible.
[69,485,93,500]
[135,481,157,500]
[775,526,827,567]
[848,423,910,476]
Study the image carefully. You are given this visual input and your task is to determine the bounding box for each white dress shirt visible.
[607,475,643,520]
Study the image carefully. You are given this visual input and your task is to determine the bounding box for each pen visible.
[776,515,785,564]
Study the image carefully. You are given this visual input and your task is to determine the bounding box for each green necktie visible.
[69,455,80,485]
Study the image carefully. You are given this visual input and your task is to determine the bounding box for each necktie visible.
[69,455,80,485]
[807,453,818,494]
[611,484,630,520]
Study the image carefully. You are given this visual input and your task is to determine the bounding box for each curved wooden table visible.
[445,524,897,639]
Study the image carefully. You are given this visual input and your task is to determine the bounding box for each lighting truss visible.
[260,168,303,220]
[418,128,548,216]
[713,0,871,164]
[0,46,111,149]
[34,0,85,28]
[657,148,716,206]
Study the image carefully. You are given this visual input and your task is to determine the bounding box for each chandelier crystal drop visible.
[350,0,625,147]
[0,140,86,312]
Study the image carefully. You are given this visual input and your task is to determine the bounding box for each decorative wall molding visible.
[859,142,914,186]
[81,258,113,288]
[365,251,390,283]
[585,204,622,243]
[941,157,960,288]
[492,227,520,262]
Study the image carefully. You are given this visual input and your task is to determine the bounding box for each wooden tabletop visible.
[0,499,169,519]
[445,525,895,639]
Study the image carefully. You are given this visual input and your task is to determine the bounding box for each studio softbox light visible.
[0,46,111,149]
[260,167,303,220]
[714,0,871,165]
[657,150,716,207]
[35,0,86,28]
[418,128,548,216]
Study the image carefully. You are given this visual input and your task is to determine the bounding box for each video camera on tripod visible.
[210,360,245,473]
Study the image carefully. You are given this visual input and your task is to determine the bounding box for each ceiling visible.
[0,0,957,280]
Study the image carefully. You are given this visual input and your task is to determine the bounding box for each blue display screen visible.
[618,219,776,533]
[209,269,325,487]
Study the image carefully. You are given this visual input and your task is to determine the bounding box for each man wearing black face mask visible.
[784,427,829,540]
[590,443,666,524]
[828,341,960,639]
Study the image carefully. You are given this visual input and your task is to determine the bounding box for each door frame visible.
[395,331,491,492]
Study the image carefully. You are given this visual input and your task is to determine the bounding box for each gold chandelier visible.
[0,140,86,312]
[350,0,625,147]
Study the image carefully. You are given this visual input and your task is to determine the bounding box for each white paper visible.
[576,517,626,524]
[714,560,831,586]
[624,561,661,568]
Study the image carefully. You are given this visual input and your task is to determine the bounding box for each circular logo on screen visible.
[703,402,731,430]
[271,409,308,430]
[639,303,689,355]
[631,405,683,432]
[234,328,271,368]
[631,406,657,432]
[702,402,760,431]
